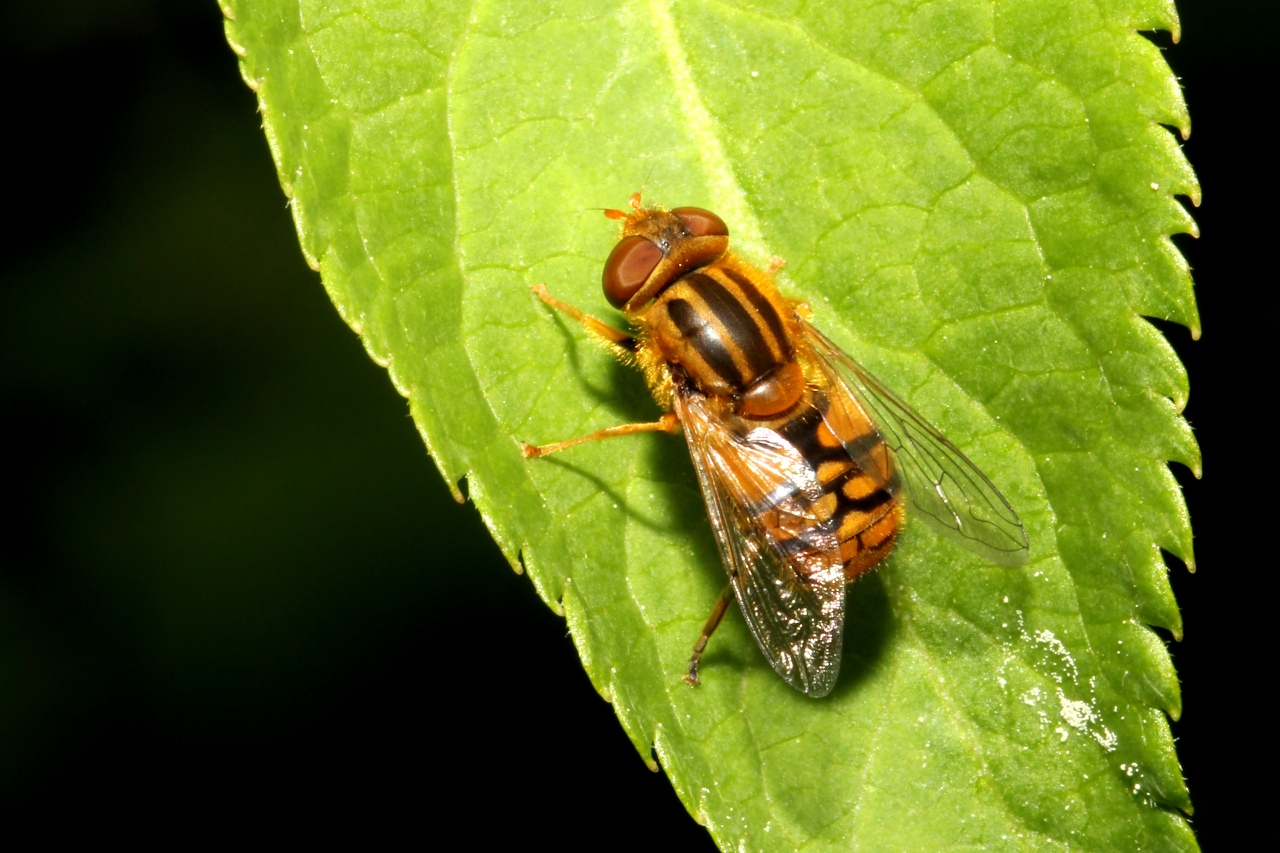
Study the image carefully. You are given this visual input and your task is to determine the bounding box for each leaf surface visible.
[224,0,1200,848]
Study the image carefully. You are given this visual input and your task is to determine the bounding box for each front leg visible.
[531,284,637,352]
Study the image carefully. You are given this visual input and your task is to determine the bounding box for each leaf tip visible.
[1162,670,1184,721]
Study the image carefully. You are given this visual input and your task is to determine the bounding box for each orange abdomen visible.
[775,389,904,583]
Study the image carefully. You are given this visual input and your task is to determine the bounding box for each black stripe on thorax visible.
[720,267,790,358]
[666,297,745,389]
[685,272,779,379]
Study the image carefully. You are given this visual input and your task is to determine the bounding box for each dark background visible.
[0,1,1267,846]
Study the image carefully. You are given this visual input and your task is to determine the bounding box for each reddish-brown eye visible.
[603,235,663,308]
[672,207,728,238]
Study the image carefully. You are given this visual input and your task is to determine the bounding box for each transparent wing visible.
[805,322,1030,567]
[675,391,846,697]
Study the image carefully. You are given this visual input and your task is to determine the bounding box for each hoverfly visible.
[522,195,1029,697]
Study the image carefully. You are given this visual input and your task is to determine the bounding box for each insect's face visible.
[601,200,729,311]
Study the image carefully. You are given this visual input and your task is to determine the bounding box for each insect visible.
[522,194,1029,697]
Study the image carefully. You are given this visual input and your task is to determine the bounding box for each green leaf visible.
[223,0,1199,848]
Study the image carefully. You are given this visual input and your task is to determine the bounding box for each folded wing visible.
[805,323,1030,567]
[676,391,847,697]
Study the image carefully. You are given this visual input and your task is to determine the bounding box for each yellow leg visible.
[521,412,680,459]
[532,284,635,349]
[683,584,734,686]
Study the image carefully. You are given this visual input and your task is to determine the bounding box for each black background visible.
[0,1,1268,847]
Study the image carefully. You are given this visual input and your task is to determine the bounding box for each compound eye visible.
[672,207,728,238]
[603,235,663,308]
